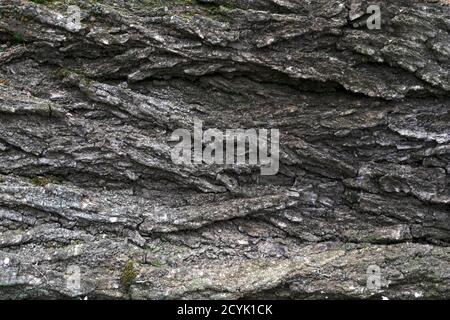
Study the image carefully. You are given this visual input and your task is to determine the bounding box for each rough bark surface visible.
[0,0,449,299]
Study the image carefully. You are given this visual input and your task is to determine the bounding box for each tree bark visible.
[0,0,449,299]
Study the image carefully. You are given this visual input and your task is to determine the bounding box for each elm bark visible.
[0,0,449,299]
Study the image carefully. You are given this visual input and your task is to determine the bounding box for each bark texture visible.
[0,0,449,299]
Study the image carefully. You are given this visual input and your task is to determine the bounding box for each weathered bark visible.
[0,0,449,299]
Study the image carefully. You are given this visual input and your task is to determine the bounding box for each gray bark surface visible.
[0,0,449,299]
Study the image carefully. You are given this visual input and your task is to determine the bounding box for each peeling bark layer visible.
[0,0,449,299]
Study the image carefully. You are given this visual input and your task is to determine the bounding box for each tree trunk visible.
[0,0,449,299]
